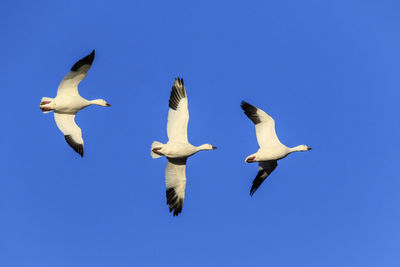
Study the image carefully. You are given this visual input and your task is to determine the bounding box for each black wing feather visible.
[241,101,261,124]
[165,157,186,216]
[250,161,278,196]
[169,77,186,110]
[166,188,184,216]
[64,135,84,157]
[71,50,95,72]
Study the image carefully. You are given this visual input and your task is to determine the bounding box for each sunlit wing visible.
[165,157,187,216]
[56,50,95,97]
[54,112,84,157]
[241,101,281,148]
[167,77,189,143]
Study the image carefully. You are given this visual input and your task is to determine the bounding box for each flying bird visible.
[151,77,217,216]
[40,50,111,157]
[241,101,311,196]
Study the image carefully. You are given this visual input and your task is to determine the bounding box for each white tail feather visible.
[41,97,53,102]
[151,141,164,159]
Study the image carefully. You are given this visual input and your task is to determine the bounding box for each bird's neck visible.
[88,99,104,106]
[289,145,306,153]
[196,144,211,152]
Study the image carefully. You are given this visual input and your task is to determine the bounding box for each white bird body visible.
[151,78,216,216]
[248,145,309,162]
[152,142,213,159]
[252,146,291,161]
[40,50,110,157]
[48,95,87,113]
[45,96,108,114]
[241,101,311,195]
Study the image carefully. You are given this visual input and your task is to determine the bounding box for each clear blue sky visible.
[1,0,400,266]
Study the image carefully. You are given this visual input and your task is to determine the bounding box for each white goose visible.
[40,50,111,157]
[151,77,217,216]
[241,101,311,196]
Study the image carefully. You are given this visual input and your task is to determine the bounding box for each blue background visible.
[1,0,400,266]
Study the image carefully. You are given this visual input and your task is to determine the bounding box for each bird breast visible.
[53,96,87,113]
[162,142,196,158]
[257,146,290,161]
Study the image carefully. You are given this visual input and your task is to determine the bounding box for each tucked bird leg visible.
[152,147,163,156]
[40,101,54,112]
[246,156,256,163]
[39,97,54,113]
[40,106,53,112]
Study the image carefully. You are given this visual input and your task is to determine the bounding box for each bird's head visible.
[200,144,217,151]
[90,99,111,107]
[101,99,111,107]
[298,145,312,151]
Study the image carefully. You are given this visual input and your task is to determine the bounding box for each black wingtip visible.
[166,188,183,216]
[241,101,261,124]
[174,76,184,85]
[89,49,95,59]
[64,135,84,157]
[240,100,253,112]
[249,168,269,196]
[249,173,264,196]
[241,101,249,112]
[250,185,257,196]
[70,50,95,72]
[249,161,278,196]
[168,77,186,110]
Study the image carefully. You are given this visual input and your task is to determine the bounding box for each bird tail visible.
[40,97,54,114]
[151,141,164,159]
